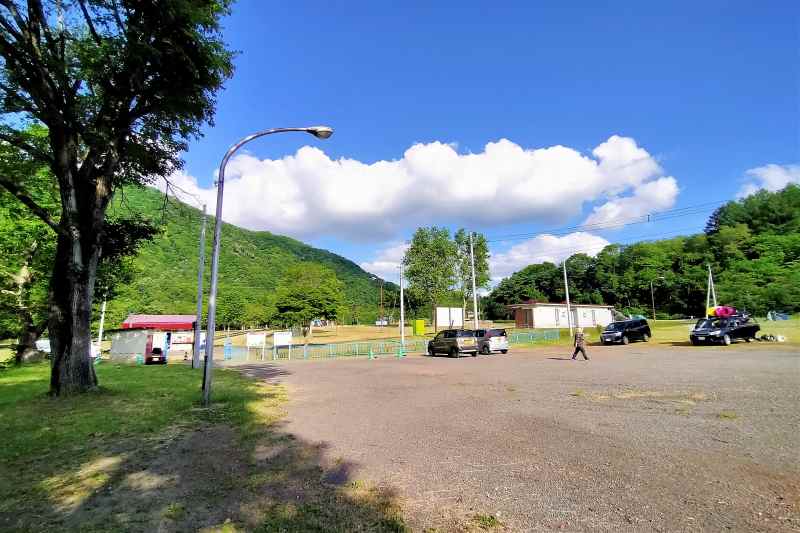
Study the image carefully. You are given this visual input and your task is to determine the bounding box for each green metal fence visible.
[224,330,559,362]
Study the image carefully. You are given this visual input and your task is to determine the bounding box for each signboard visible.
[435,307,464,328]
[273,331,292,347]
[172,331,195,344]
[246,333,266,348]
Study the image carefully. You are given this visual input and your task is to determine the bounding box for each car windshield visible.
[605,322,627,331]
[695,318,721,329]
[474,330,486,337]
[489,329,507,337]
[456,330,474,337]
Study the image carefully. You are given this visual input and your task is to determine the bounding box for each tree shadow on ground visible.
[0,366,406,533]
[225,363,293,384]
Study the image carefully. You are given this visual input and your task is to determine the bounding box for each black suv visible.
[690,315,760,346]
[428,329,478,357]
[600,319,651,345]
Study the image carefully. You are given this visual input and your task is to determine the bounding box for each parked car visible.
[145,347,167,365]
[690,315,760,345]
[428,329,478,357]
[600,319,651,345]
[474,328,509,354]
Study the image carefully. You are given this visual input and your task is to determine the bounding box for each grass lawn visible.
[0,363,406,532]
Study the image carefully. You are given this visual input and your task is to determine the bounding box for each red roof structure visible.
[121,314,196,330]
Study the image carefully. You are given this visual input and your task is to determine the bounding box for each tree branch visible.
[76,0,102,45]
[0,174,63,235]
[0,130,53,163]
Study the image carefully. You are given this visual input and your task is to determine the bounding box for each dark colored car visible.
[428,329,478,357]
[600,319,651,345]
[474,329,509,355]
[145,347,167,365]
[690,315,760,346]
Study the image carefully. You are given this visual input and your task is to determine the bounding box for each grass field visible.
[0,363,406,532]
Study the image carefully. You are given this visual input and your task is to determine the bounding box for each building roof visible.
[508,301,613,309]
[121,314,196,330]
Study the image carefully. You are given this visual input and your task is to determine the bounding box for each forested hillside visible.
[103,186,389,328]
[483,185,800,319]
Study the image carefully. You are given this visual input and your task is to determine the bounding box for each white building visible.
[509,302,615,329]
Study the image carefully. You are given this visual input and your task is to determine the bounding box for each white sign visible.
[246,333,266,348]
[273,331,292,347]
[435,307,464,328]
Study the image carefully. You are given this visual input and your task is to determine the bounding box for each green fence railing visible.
[223,330,560,363]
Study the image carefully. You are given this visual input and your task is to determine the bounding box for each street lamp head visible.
[307,126,333,139]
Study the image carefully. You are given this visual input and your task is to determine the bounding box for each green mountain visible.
[103,186,389,328]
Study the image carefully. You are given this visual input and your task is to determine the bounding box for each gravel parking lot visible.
[236,343,800,532]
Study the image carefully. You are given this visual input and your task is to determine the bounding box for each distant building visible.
[509,302,614,329]
[111,314,197,363]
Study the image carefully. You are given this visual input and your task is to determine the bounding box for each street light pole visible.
[649,275,665,322]
[469,232,479,330]
[192,204,207,369]
[202,126,333,406]
[399,262,405,353]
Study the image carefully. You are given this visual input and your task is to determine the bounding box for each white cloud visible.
[161,135,674,241]
[359,242,409,282]
[737,163,800,198]
[583,176,679,228]
[489,232,610,281]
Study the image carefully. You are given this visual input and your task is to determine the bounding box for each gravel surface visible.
[232,343,800,532]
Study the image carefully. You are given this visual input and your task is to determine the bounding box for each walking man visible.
[572,327,589,360]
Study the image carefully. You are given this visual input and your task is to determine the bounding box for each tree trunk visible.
[48,221,101,395]
[14,318,47,364]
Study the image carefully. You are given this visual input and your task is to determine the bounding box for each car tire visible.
[500,349,508,354]
[471,351,478,357]
[428,346,435,357]
[622,335,630,345]
[643,333,650,342]
[723,334,731,346]
[745,337,753,343]
[481,345,490,355]
[449,347,459,358]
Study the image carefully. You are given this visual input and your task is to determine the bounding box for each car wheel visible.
[723,334,731,346]
[500,349,508,354]
[449,347,459,358]
[622,336,630,345]
[428,346,435,357]
[481,345,490,355]
[745,337,753,343]
[471,351,478,357]
[643,333,650,342]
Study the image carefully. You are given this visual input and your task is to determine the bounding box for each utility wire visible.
[484,199,724,243]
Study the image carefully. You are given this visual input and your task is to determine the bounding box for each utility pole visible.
[469,232,479,329]
[380,279,384,326]
[706,264,717,317]
[650,279,657,322]
[563,260,573,335]
[96,294,107,351]
[193,204,207,369]
[399,262,405,352]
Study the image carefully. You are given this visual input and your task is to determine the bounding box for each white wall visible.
[435,307,463,328]
[530,306,613,328]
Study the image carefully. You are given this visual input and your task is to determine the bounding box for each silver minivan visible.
[474,328,509,354]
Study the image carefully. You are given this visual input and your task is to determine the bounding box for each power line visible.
[492,225,705,264]
[484,199,724,243]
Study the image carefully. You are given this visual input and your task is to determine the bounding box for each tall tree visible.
[0,1,234,394]
[403,226,456,330]
[454,229,490,317]
[274,263,344,339]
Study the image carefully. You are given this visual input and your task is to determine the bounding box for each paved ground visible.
[232,343,800,532]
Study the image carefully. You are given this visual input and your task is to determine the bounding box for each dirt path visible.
[234,344,800,531]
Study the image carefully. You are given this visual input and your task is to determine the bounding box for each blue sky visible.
[169,0,799,282]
